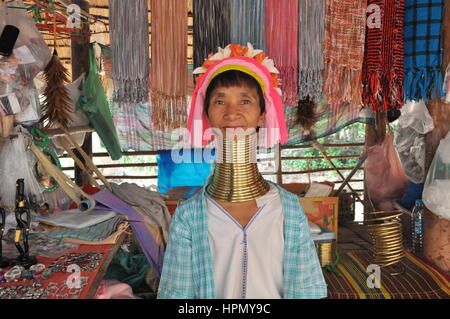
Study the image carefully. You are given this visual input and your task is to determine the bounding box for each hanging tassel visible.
[41,50,73,129]
[297,98,318,133]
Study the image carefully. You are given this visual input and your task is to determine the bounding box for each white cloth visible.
[206,184,284,299]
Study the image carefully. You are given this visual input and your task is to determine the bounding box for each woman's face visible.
[206,85,265,139]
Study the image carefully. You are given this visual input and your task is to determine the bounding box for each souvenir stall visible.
[0,0,448,300]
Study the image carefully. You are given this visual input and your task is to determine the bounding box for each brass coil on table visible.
[365,210,405,270]
[315,241,336,267]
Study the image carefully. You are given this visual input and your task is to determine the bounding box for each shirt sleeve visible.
[157,204,195,299]
[294,207,328,299]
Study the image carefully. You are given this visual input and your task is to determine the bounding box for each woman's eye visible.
[215,100,225,105]
[242,100,251,104]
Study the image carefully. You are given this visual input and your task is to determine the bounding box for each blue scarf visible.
[404,0,445,102]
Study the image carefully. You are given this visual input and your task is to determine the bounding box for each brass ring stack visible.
[365,210,405,272]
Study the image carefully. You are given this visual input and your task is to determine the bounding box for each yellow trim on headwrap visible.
[207,64,267,95]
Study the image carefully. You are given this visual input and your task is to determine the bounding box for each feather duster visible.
[41,50,73,128]
[297,98,318,134]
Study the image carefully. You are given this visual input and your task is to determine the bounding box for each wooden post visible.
[363,112,387,216]
[423,2,450,272]
[70,0,92,187]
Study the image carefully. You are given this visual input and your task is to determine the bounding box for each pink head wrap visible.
[187,44,288,148]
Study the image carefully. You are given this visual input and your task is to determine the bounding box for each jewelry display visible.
[0,264,51,283]
[0,277,88,299]
[49,252,103,273]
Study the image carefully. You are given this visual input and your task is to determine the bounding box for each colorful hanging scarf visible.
[265,0,299,106]
[298,0,326,103]
[151,0,188,131]
[403,0,445,102]
[230,0,266,50]
[109,0,149,104]
[193,0,231,69]
[323,0,367,109]
[363,0,405,112]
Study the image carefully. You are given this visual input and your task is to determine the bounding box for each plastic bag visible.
[422,131,450,220]
[444,62,450,104]
[365,130,408,207]
[394,125,427,183]
[0,1,51,75]
[397,100,434,135]
[0,130,45,209]
[394,100,433,183]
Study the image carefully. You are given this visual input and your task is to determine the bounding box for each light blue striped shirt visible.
[157,181,327,299]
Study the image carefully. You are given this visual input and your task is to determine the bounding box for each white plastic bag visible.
[422,131,450,220]
[397,100,434,135]
[0,130,45,208]
[394,100,433,183]
[394,126,426,183]
[444,62,450,104]
[0,1,51,90]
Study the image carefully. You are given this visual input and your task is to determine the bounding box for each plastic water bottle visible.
[411,199,425,256]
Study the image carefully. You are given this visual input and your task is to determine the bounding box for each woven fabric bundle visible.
[151,0,188,131]
[265,0,299,106]
[363,0,405,112]
[230,0,266,50]
[193,0,231,69]
[109,0,149,104]
[403,0,445,102]
[323,0,367,109]
[298,0,326,103]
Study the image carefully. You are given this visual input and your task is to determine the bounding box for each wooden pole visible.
[423,2,450,272]
[70,0,91,187]
[363,113,387,216]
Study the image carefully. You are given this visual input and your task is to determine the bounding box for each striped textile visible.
[324,251,450,299]
[97,44,181,151]
[403,0,445,102]
[265,0,299,106]
[323,0,367,110]
[230,0,266,50]
[363,0,405,112]
[298,0,326,103]
[151,0,188,131]
[193,0,231,69]
[109,0,149,104]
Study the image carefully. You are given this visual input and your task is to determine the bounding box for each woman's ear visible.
[257,112,265,127]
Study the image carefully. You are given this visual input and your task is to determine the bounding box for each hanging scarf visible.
[230,0,265,50]
[403,0,445,102]
[151,0,188,131]
[109,0,149,104]
[265,0,299,106]
[363,0,405,112]
[323,0,367,109]
[298,0,326,103]
[193,0,231,69]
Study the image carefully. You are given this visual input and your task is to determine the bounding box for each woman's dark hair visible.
[204,70,265,116]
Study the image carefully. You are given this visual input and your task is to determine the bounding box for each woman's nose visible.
[224,103,240,119]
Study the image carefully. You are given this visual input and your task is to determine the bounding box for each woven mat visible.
[324,251,450,299]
